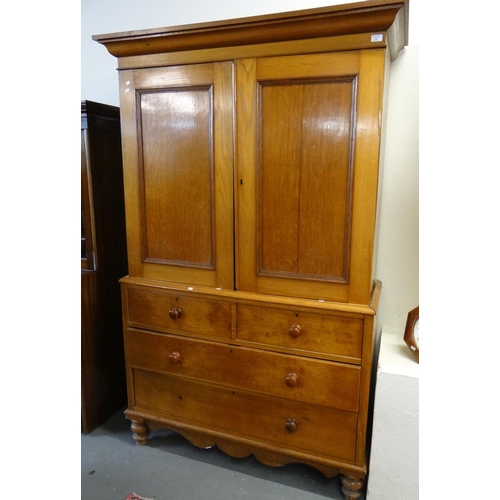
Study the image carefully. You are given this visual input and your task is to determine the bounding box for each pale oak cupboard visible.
[93,1,409,497]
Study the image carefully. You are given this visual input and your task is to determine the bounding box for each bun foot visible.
[130,420,150,445]
[340,474,364,500]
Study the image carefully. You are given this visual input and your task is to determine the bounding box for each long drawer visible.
[236,304,363,360]
[126,329,360,412]
[124,286,233,340]
[132,368,357,462]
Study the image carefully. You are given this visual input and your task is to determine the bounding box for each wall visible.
[366,331,419,500]
[81,0,419,334]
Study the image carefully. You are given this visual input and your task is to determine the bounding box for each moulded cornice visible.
[93,0,409,61]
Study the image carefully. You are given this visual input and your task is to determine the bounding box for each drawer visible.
[236,304,363,360]
[132,368,357,462]
[126,329,360,412]
[125,286,233,340]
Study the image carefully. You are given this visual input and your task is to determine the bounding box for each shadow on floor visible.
[88,407,362,500]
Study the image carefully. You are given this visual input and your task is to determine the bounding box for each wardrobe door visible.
[119,62,234,289]
[236,50,385,304]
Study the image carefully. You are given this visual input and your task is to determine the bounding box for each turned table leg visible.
[340,474,364,500]
[130,420,150,445]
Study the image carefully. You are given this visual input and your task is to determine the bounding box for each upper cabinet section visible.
[94,0,409,306]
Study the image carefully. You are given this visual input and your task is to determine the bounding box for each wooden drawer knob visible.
[289,324,302,338]
[169,351,181,364]
[286,373,299,387]
[169,307,182,319]
[285,418,298,433]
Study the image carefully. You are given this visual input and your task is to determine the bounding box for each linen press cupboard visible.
[93,1,409,497]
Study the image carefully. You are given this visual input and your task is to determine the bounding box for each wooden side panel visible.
[347,49,386,305]
[355,313,376,465]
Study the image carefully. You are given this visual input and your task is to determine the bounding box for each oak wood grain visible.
[126,409,368,477]
[132,369,358,462]
[236,303,363,361]
[238,51,380,303]
[97,1,411,490]
[125,329,361,411]
[119,63,234,288]
[125,286,233,340]
[139,88,213,266]
[115,33,386,70]
[93,0,408,61]
[120,276,377,316]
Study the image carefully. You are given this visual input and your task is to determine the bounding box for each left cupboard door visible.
[118,62,234,289]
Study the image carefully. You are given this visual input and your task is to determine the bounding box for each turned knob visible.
[285,418,298,433]
[289,324,302,338]
[286,373,299,387]
[169,351,181,364]
[169,307,182,319]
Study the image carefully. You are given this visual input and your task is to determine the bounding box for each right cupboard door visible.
[236,50,386,305]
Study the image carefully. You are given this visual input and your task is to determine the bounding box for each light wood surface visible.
[94,2,410,498]
[93,0,408,61]
[236,50,385,303]
[133,369,358,461]
[125,329,361,411]
[236,303,363,361]
[118,63,234,288]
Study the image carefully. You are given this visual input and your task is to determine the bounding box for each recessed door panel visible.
[259,79,354,281]
[139,88,213,267]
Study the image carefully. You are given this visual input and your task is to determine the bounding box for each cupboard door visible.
[236,50,385,304]
[119,62,234,289]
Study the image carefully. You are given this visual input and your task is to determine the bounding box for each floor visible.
[81,407,365,500]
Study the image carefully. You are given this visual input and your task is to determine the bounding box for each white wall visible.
[367,331,419,500]
[81,0,419,334]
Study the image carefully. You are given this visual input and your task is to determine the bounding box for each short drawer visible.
[124,286,233,340]
[132,369,357,462]
[236,304,363,360]
[126,329,360,412]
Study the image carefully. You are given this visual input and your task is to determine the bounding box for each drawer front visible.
[125,286,233,340]
[236,304,363,360]
[126,329,360,412]
[133,368,357,462]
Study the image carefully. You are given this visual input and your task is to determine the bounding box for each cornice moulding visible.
[93,0,409,61]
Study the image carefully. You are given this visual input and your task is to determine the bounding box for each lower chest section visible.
[122,282,373,468]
